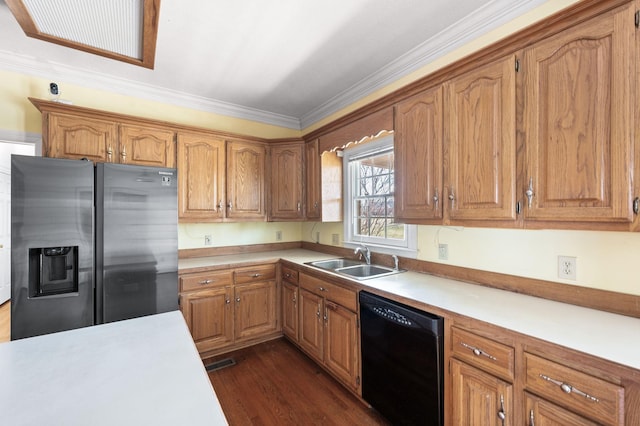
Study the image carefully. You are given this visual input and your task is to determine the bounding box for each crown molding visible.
[1,0,547,132]
[0,50,303,130]
[299,0,548,129]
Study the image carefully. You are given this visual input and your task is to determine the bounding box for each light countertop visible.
[180,249,640,371]
[0,311,228,426]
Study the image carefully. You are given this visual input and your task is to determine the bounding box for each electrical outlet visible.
[204,235,212,246]
[331,234,339,245]
[276,230,282,241]
[438,243,448,260]
[315,231,320,243]
[558,255,576,280]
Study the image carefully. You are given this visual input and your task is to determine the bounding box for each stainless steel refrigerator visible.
[11,155,178,340]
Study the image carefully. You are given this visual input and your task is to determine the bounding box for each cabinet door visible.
[523,4,634,224]
[270,143,304,220]
[119,125,176,168]
[46,113,117,162]
[298,288,324,363]
[177,132,226,221]
[282,281,298,342]
[324,301,359,391]
[305,139,321,220]
[525,393,599,426]
[451,358,513,426]
[180,287,233,353]
[234,280,277,341]
[445,55,517,223]
[395,85,444,222]
[227,141,266,220]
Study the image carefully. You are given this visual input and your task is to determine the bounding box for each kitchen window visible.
[343,135,417,257]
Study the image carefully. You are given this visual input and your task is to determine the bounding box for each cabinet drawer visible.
[180,270,233,292]
[234,264,276,284]
[300,273,357,312]
[451,327,514,381]
[281,265,299,285]
[524,352,624,425]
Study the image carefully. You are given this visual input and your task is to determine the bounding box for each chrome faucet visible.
[354,244,371,265]
[392,254,399,270]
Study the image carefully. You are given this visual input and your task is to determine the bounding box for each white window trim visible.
[342,135,417,259]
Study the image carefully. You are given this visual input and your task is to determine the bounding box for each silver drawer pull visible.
[538,374,600,402]
[318,287,326,292]
[460,342,497,360]
[251,273,261,278]
[199,279,213,285]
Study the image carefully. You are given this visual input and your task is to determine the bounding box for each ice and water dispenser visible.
[29,246,79,297]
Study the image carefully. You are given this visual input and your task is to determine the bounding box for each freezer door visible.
[11,156,94,339]
[96,163,178,323]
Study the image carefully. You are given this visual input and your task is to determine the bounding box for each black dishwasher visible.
[359,291,444,426]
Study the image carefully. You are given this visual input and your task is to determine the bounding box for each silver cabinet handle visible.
[235,297,241,303]
[460,342,497,360]
[227,202,232,211]
[107,146,113,162]
[251,273,261,278]
[539,374,599,402]
[198,279,213,285]
[121,146,127,163]
[225,298,231,305]
[448,188,455,207]
[525,177,535,208]
[216,200,223,211]
[497,394,506,425]
[433,188,439,210]
[297,201,301,211]
[318,287,326,292]
[529,409,535,426]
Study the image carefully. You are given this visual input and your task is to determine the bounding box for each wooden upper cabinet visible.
[119,125,176,168]
[305,139,322,221]
[227,140,267,220]
[35,100,175,168]
[522,3,635,225]
[177,132,226,221]
[445,54,517,224]
[46,113,117,162]
[394,85,444,222]
[270,142,304,220]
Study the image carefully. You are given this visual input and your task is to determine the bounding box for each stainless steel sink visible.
[306,258,363,270]
[305,258,404,280]
[335,264,400,280]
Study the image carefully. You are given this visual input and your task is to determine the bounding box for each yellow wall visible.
[0,69,301,139]
[5,0,638,298]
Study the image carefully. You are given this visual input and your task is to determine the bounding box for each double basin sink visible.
[305,257,404,280]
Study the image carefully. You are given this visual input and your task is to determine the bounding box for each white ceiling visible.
[0,0,547,130]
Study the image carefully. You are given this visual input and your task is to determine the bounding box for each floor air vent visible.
[205,358,236,372]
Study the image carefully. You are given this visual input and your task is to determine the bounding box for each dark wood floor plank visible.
[207,339,389,426]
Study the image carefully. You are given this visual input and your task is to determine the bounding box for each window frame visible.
[342,135,417,258]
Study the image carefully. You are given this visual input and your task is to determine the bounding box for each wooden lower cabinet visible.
[449,320,638,425]
[525,392,599,426]
[450,358,513,426]
[179,264,279,357]
[234,280,277,341]
[294,272,360,394]
[281,281,299,341]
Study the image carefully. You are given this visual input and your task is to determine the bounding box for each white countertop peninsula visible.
[0,311,227,426]
[180,249,640,372]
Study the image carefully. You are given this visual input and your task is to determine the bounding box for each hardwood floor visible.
[206,338,390,426]
[0,301,9,343]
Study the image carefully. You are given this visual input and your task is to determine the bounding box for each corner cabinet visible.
[444,54,518,225]
[394,85,444,222]
[179,263,279,357]
[270,142,304,221]
[281,265,300,341]
[522,2,635,225]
